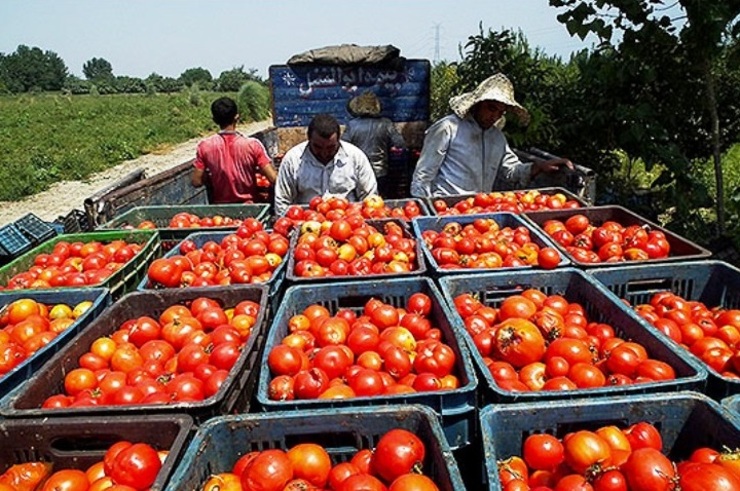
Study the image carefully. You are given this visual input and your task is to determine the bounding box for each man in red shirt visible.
[191,97,277,203]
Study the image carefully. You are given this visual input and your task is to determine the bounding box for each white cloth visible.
[274,141,378,216]
[410,113,532,197]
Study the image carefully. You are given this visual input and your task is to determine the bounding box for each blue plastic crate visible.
[256,277,478,449]
[590,260,740,399]
[523,205,712,268]
[423,187,588,216]
[137,230,287,315]
[0,288,110,402]
[14,213,57,246]
[480,391,740,490]
[278,198,431,221]
[166,405,465,491]
[437,268,707,404]
[723,393,740,415]
[411,212,568,276]
[285,218,427,284]
[0,224,32,259]
[0,414,192,491]
[0,285,268,424]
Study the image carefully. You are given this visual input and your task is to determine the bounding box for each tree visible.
[215,66,262,92]
[0,45,68,92]
[179,67,213,89]
[83,57,114,82]
[550,0,740,238]
[429,61,459,121]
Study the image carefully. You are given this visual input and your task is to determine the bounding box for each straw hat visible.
[449,73,530,125]
[348,92,382,117]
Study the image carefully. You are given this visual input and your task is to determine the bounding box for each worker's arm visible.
[410,120,451,198]
[260,163,278,184]
[191,167,205,187]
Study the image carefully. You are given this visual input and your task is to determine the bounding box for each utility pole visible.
[433,23,441,64]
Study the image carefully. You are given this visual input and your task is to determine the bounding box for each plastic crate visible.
[277,198,431,221]
[590,260,740,399]
[137,230,287,315]
[0,288,110,401]
[480,391,740,490]
[14,213,57,246]
[256,277,478,449]
[523,205,712,267]
[437,267,707,404]
[166,405,464,490]
[423,187,588,216]
[0,224,32,259]
[0,414,193,491]
[411,212,568,276]
[285,218,427,284]
[0,229,160,300]
[98,203,270,249]
[61,208,91,233]
[722,393,740,415]
[0,285,268,424]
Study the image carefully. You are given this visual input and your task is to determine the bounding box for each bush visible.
[237,81,270,122]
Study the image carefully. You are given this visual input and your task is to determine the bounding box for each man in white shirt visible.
[274,114,378,216]
[410,73,573,198]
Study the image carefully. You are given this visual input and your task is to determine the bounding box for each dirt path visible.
[0,120,272,226]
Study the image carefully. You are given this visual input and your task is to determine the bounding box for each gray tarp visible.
[287,44,404,68]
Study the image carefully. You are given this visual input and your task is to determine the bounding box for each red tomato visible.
[621,447,676,491]
[286,443,331,488]
[371,428,426,483]
[623,421,663,451]
[523,433,565,470]
[563,430,612,474]
[109,442,162,490]
[678,462,740,491]
[240,449,294,491]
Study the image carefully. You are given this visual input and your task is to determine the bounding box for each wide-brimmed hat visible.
[449,73,530,125]
[348,92,382,117]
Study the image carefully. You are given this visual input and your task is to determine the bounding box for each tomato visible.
[337,474,387,491]
[293,368,330,399]
[312,345,353,380]
[268,345,306,376]
[563,430,612,474]
[286,443,331,488]
[523,433,565,470]
[147,258,183,288]
[538,247,562,269]
[107,442,162,490]
[388,473,439,490]
[494,319,546,368]
[679,462,740,491]
[623,421,662,451]
[201,473,242,491]
[621,447,676,491]
[39,469,89,491]
[499,295,537,321]
[0,462,53,490]
[239,449,293,491]
[371,428,426,483]
[413,340,456,378]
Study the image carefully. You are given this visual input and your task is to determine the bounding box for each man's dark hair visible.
[211,97,238,128]
[308,114,340,139]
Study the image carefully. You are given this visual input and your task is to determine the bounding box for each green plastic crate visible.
[99,203,269,249]
[0,229,160,300]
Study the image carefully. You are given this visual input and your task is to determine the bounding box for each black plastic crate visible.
[424,187,588,216]
[437,268,707,404]
[523,205,712,267]
[0,288,110,401]
[256,277,478,450]
[14,213,57,247]
[480,391,740,490]
[0,224,32,259]
[590,260,740,399]
[166,405,465,491]
[0,414,193,491]
[411,212,568,276]
[286,218,427,284]
[62,209,91,234]
[0,285,268,424]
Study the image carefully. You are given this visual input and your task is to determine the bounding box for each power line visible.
[434,23,441,64]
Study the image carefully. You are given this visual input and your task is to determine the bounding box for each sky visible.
[0,0,597,80]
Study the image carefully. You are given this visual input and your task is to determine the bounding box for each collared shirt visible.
[410,114,532,198]
[341,117,405,177]
[194,131,272,203]
[273,141,378,216]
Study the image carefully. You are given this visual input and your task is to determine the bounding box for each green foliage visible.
[216,66,263,92]
[429,61,459,121]
[82,57,114,82]
[0,45,68,92]
[179,67,213,89]
[0,92,232,201]
[237,81,270,122]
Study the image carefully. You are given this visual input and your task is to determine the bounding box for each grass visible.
[0,92,239,201]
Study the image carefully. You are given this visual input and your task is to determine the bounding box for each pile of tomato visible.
[431,190,581,216]
[2,239,145,290]
[452,288,677,391]
[282,194,424,226]
[0,297,93,377]
[134,211,248,230]
[498,420,740,490]
[145,218,289,288]
[291,219,419,278]
[201,428,438,491]
[40,296,261,408]
[633,292,740,378]
[419,217,562,270]
[267,293,460,400]
[0,440,166,491]
[538,214,671,264]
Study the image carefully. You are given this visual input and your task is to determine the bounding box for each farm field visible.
[0,91,234,202]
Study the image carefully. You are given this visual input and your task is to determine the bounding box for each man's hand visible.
[532,158,574,178]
